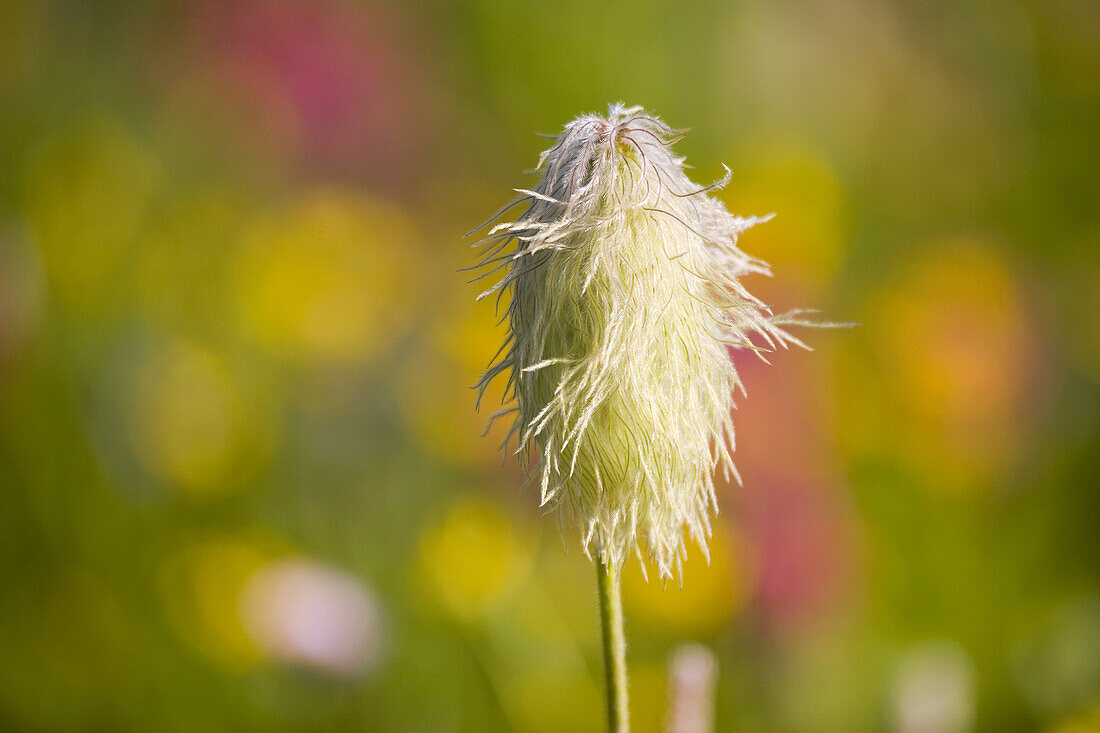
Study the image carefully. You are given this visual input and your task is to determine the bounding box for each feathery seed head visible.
[472,104,810,578]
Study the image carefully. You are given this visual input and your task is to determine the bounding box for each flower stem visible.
[596,555,629,732]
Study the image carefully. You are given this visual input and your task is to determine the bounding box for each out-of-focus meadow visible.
[1,1,1098,731]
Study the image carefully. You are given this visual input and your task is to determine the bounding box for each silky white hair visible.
[471,104,816,578]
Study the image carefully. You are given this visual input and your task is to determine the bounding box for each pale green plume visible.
[472,104,815,578]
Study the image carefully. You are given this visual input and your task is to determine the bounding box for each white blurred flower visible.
[472,104,819,577]
[891,641,975,733]
[240,558,383,678]
[667,643,718,733]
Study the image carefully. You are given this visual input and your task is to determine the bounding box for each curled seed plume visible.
[471,103,819,578]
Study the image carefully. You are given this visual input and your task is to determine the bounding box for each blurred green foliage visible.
[1,1,1098,731]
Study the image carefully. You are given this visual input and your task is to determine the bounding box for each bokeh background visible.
[1,1,1098,731]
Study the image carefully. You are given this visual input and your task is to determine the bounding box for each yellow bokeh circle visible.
[416,497,533,621]
[236,190,417,364]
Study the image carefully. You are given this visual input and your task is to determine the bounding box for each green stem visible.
[596,555,629,732]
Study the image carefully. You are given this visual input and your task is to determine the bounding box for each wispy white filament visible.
[472,104,814,578]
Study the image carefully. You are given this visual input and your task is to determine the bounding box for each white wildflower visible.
[471,104,814,578]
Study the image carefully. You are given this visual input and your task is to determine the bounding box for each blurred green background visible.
[1,1,1098,731]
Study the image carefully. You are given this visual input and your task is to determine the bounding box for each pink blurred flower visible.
[180,0,426,182]
[729,340,856,628]
[747,477,853,627]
